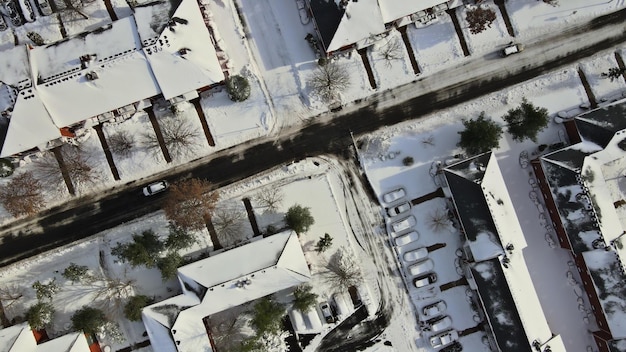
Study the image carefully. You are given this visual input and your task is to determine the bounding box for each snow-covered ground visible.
[0,0,626,351]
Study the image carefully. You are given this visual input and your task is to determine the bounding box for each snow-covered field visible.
[0,0,626,351]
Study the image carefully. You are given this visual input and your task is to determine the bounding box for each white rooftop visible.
[327,0,385,53]
[143,231,311,352]
[0,323,90,352]
[377,0,446,23]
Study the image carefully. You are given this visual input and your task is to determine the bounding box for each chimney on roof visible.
[85,71,99,81]
[80,54,96,69]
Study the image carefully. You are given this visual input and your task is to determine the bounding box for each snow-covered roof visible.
[575,99,626,148]
[135,0,224,100]
[377,0,447,23]
[143,231,311,352]
[583,250,626,339]
[0,323,90,352]
[308,0,385,53]
[0,0,223,157]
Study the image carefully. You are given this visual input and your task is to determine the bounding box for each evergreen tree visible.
[62,263,90,284]
[157,252,183,280]
[315,233,333,253]
[503,98,549,142]
[111,230,164,268]
[26,302,55,330]
[285,205,315,234]
[124,295,152,321]
[71,306,107,334]
[457,112,502,155]
[250,297,285,335]
[292,285,318,312]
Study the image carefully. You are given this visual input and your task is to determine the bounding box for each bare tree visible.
[421,135,435,147]
[108,130,135,158]
[0,171,45,217]
[428,208,454,233]
[142,117,201,159]
[212,207,246,246]
[60,0,89,20]
[322,247,363,291]
[0,284,25,309]
[163,178,219,230]
[255,187,284,213]
[309,62,351,103]
[466,6,497,34]
[378,37,403,68]
[34,146,98,189]
[88,275,136,321]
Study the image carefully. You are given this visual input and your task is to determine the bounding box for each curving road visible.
[0,9,625,266]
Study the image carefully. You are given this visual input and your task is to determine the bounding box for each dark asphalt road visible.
[1,9,625,266]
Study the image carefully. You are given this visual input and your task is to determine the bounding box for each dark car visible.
[5,0,23,27]
[413,272,437,288]
[348,286,362,308]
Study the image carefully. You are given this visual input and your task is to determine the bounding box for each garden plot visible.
[406,15,464,74]
[579,54,626,103]
[457,2,510,55]
[366,29,415,91]
[200,69,272,149]
[102,111,168,181]
[506,0,625,39]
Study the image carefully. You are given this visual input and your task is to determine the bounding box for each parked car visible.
[386,201,411,217]
[430,329,459,349]
[382,188,406,204]
[319,302,334,323]
[36,0,52,16]
[408,259,434,277]
[5,0,23,27]
[391,215,416,233]
[0,14,7,31]
[422,300,447,319]
[403,247,428,263]
[501,42,524,57]
[347,286,362,308]
[18,0,36,22]
[394,231,419,246]
[429,315,452,332]
[413,272,437,288]
[142,180,169,196]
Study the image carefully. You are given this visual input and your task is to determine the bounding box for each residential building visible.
[442,152,566,352]
[532,100,626,352]
[305,0,461,56]
[0,0,225,158]
[0,322,92,352]
[142,230,311,352]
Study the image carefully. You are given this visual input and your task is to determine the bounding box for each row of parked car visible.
[290,286,363,333]
[383,187,438,289]
[383,187,459,350]
[0,0,53,30]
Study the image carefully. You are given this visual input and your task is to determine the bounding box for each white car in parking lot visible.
[430,329,459,349]
[386,201,411,217]
[422,300,447,319]
[391,215,416,233]
[429,315,452,332]
[403,247,428,262]
[408,258,434,277]
[394,231,419,246]
[382,188,406,204]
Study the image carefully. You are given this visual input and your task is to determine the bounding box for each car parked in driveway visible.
[408,258,434,277]
[429,315,452,332]
[5,0,23,27]
[501,42,524,57]
[422,300,446,319]
[382,188,406,204]
[403,247,428,262]
[413,272,437,288]
[36,0,52,15]
[430,329,459,349]
[394,231,419,246]
[18,0,36,22]
[319,302,334,323]
[391,215,416,233]
[142,180,169,196]
[386,201,411,217]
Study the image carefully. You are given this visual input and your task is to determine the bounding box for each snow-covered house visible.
[0,322,91,352]
[532,100,626,352]
[142,230,311,352]
[0,0,224,158]
[442,152,566,352]
[305,0,460,56]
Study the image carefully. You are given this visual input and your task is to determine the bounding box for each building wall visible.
[575,254,613,339]
[531,160,572,250]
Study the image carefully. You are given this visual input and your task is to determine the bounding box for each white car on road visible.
[142,180,169,196]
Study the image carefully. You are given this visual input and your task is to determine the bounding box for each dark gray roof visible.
[471,259,531,352]
[575,101,626,148]
[444,153,501,245]
[0,116,7,155]
[541,148,600,253]
[308,0,344,53]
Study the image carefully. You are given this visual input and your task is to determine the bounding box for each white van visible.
[408,259,434,276]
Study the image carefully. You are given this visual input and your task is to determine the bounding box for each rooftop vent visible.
[80,54,96,69]
[85,71,99,81]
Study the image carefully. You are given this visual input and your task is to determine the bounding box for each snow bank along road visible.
[0,8,625,266]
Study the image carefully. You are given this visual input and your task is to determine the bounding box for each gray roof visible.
[575,101,626,148]
[308,0,344,53]
[471,259,531,352]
